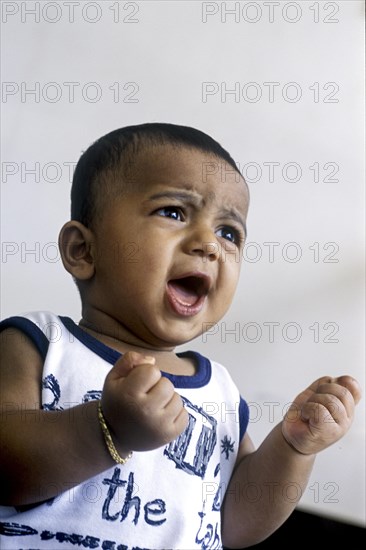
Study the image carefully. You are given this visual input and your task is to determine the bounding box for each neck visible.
[78,313,195,376]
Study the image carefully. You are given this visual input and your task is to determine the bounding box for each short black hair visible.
[71,122,241,227]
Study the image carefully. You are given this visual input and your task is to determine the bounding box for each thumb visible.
[109,351,156,380]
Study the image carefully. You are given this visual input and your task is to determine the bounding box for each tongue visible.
[168,281,199,306]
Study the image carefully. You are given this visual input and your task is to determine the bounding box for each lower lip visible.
[166,285,206,317]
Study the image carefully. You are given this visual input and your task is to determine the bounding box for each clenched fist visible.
[100,352,189,455]
[282,375,362,455]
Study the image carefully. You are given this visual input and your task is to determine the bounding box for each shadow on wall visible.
[224,509,366,549]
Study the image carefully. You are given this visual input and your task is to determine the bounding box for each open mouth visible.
[166,274,211,316]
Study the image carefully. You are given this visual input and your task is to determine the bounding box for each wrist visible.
[280,423,315,458]
[97,401,133,465]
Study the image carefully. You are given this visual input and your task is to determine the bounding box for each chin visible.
[151,325,203,348]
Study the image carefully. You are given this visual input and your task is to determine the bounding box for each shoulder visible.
[1,310,62,329]
[0,311,62,359]
[0,312,51,405]
[208,357,239,388]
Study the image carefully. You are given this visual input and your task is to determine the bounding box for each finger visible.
[334,375,362,405]
[311,382,356,419]
[109,352,156,380]
[291,375,361,411]
[173,405,189,434]
[157,404,189,446]
[123,363,162,394]
[300,403,345,446]
[147,376,176,407]
[163,391,186,420]
[288,376,335,411]
[303,375,361,400]
[301,393,347,426]
[305,376,336,393]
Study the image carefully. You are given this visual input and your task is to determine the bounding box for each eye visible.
[155,206,184,221]
[216,226,243,246]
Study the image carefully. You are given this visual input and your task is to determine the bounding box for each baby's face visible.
[90,145,249,349]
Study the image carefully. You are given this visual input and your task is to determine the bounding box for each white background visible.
[1,0,365,527]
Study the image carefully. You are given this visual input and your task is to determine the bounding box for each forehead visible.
[125,144,249,212]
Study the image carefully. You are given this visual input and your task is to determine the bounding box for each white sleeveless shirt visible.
[0,311,249,550]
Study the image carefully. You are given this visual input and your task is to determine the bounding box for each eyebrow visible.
[145,190,203,207]
[145,190,247,237]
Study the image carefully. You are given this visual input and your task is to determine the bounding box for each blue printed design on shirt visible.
[83,390,102,402]
[42,374,63,410]
[212,464,221,512]
[221,435,235,460]
[164,396,217,479]
[195,501,221,549]
[102,468,167,528]
[0,522,38,536]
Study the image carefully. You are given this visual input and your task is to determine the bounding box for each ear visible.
[58,221,95,280]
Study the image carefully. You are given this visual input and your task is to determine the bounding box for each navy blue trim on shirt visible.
[59,316,211,389]
[60,316,122,365]
[164,351,212,389]
[0,316,49,359]
[239,397,250,441]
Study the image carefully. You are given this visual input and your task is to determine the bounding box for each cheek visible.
[223,254,242,285]
[98,232,146,271]
[122,250,167,293]
[143,236,176,270]
[218,260,242,303]
[109,240,142,266]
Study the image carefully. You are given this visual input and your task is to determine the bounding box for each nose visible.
[182,223,220,262]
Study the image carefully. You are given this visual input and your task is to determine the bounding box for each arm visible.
[221,376,361,548]
[0,328,188,505]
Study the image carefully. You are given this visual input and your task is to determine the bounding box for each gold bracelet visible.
[97,401,133,465]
